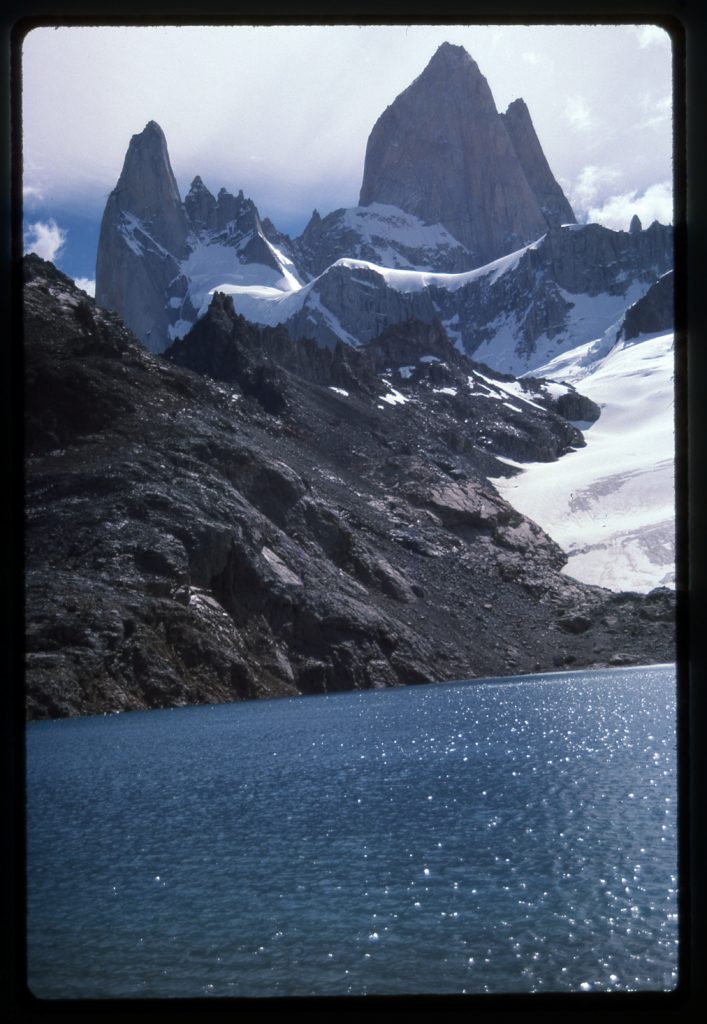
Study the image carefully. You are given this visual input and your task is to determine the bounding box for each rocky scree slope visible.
[25,256,675,719]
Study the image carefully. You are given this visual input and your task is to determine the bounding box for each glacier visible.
[491,328,675,593]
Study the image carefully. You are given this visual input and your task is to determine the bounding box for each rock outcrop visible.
[184,175,217,231]
[25,255,675,719]
[501,98,577,228]
[264,220,673,373]
[95,121,191,351]
[620,270,674,339]
[358,43,572,266]
[93,49,670,368]
[294,203,475,278]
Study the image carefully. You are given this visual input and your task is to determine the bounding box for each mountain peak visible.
[415,42,485,93]
[96,119,189,347]
[501,98,576,227]
[185,175,216,232]
[110,119,188,252]
[505,97,529,117]
[142,118,165,135]
[429,41,475,65]
[122,120,171,162]
[359,46,550,265]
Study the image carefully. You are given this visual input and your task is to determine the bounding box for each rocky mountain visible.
[95,121,190,350]
[620,269,674,340]
[95,121,302,353]
[24,255,674,719]
[500,98,577,230]
[293,203,475,279]
[93,48,672,379]
[359,43,573,266]
[228,218,672,373]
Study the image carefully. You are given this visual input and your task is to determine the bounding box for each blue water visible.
[26,664,678,998]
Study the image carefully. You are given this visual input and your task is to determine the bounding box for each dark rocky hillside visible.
[620,270,674,340]
[24,255,675,719]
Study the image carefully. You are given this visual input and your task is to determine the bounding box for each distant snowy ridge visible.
[96,117,673,375]
[188,241,538,327]
[294,202,477,277]
[183,220,672,377]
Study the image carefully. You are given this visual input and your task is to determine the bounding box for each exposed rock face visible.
[294,203,475,278]
[630,214,643,235]
[95,123,298,354]
[25,254,674,719]
[501,98,577,228]
[268,221,673,373]
[94,53,669,365]
[166,291,378,399]
[95,121,190,351]
[184,175,217,231]
[537,221,671,295]
[358,43,570,266]
[621,270,674,339]
[103,120,189,254]
[167,298,596,463]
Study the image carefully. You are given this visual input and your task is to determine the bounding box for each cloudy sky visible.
[21,23,674,292]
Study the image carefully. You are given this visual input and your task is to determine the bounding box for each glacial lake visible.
[26,664,678,999]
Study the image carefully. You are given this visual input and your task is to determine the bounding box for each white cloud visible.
[522,50,553,71]
[74,277,95,297]
[564,95,596,133]
[639,93,672,131]
[568,164,622,210]
[586,182,673,231]
[635,25,671,49]
[23,219,66,262]
[23,183,44,202]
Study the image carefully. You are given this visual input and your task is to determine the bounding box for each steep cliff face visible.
[620,270,674,340]
[501,98,577,228]
[102,120,189,254]
[25,255,674,719]
[358,43,565,266]
[184,175,217,231]
[95,121,191,351]
[251,221,673,373]
[94,48,668,364]
[95,123,300,353]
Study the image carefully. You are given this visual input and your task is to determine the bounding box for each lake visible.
[25,664,678,998]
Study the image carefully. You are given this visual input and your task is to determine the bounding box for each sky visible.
[21,23,674,292]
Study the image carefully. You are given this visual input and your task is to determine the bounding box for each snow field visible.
[491,332,675,593]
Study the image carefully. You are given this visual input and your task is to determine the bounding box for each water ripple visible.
[26,665,678,997]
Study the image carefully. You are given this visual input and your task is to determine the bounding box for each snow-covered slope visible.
[97,121,673,369]
[169,233,303,341]
[491,329,675,593]
[190,243,538,332]
[469,278,648,376]
[294,202,476,277]
[182,221,672,373]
